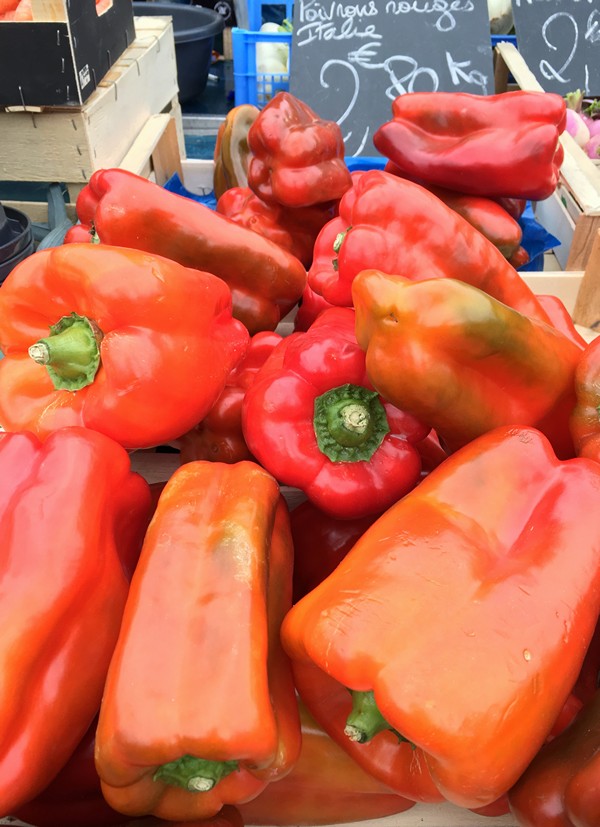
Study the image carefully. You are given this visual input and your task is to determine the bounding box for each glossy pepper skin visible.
[308,169,554,324]
[373,90,566,201]
[0,244,249,450]
[383,160,526,261]
[247,91,353,208]
[238,701,416,825]
[178,331,282,464]
[217,186,335,268]
[282,426,600,809]
[95,461,301,821]
[68,168,307,334]
[213,104,260,200]
[242,306,429,519]
[352,269,581,459]
[509,690,600,827]
[0,426,152,817]
[570,336,600,463]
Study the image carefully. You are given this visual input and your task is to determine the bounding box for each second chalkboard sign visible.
[511,0,600,97]
[289,0,494,157]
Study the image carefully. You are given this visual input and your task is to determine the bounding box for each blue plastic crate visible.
[247,0,294,30]
[232,26,292,108]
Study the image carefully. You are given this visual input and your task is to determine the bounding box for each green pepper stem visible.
[28,312,103,391]
[153,755,239,792]
[345,690,413,747]
[313,383,390,462]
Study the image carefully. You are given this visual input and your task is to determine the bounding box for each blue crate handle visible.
[247,0,294,31]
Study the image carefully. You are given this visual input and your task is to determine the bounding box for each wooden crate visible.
[494,41,600,273]
[0,0,135,107]
[0,15,184,197]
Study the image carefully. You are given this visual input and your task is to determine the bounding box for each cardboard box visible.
[0,0,135,107]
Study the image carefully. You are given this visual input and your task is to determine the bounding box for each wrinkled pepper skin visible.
[0,427,152,817]
[95,461,301,821]
[373,90,566,201]
[308,169,554,324]
[281,426,600,809]
[242,306,429,519]
[247,91,353,208]
[70,168,307,334]
[178,331,282,464]
[383,160,526,261]
[213,104,260,200]
[216,186,335,268]
[238,701,416,825]
[352,269,580,459]
[570,336,600,463]
[509,690,600,827]
[0,244,249,450]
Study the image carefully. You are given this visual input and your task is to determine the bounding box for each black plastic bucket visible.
[0,204,33,286]
[133,2,224,102]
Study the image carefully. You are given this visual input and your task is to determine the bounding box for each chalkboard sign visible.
[511,1,599,96]
[289,0,494,157]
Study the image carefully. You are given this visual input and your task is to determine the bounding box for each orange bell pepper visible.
[95,461,301,821]
[0,426,152,817]
[281,426,600,809]
[238,701,416,825]
[352,269,581,459]
[0,244,249,450]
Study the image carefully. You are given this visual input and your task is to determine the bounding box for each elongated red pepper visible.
[282,425,600,808]
[308,169,554,324]
[352,269,581,459]
[242,306,429,519]
[95,461,301,821]
[0,244,249,450]
[0,426,152,817]
[373,90,566,200]
[68,169,307,334]
[570,335,600,463]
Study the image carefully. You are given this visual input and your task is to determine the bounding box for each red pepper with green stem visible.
[0,244,249,450]
[0,426,152,817]
[282,425,600,809]
[308,169,556,324]
[95,461,301,821]
[67,168,307,335]
[242,306,430,519]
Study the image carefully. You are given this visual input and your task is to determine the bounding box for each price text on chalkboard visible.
[289,0,494,157]
[511,0,600,95]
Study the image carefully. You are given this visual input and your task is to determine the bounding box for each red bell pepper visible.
[95,461,301,821]
[508,690,600,827]
[373,90,566,201]
[293,281,336,332]
[352,269,581,459]
[0,244,249,450]
[282,425,600,808]
[238,700,416,825]
[216,186,335,268]
[0,426,152,817]
[178,331,282,464]
[570,335,600,463]
[308,169,555,325]
[68,168,307,335]
[242,306,429,519]
[247,91,353,208]
[289,500,379,603]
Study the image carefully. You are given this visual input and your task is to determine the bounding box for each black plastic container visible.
[133,2,224,102]
[0,204,33,286]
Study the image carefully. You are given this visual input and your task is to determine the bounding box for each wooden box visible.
[0,0,136,107]
[0,15,185,215]
[494,41,600,275]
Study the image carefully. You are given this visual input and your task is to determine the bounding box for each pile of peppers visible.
[0,87,600,827]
